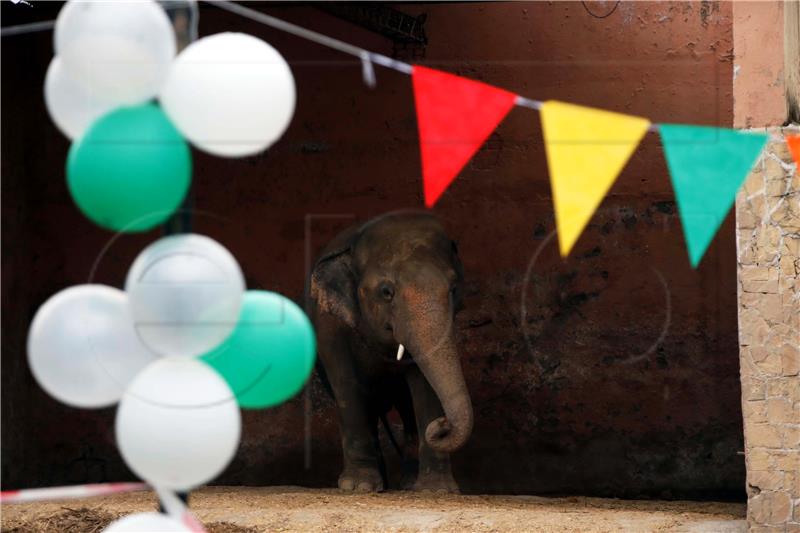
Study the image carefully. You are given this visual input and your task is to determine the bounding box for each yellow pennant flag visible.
[541,101,650,256]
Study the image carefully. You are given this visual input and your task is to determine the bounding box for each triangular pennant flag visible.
[788,134,800,171]
[659,125,768,267]
[412,66,517,207]
[540,101,650,257]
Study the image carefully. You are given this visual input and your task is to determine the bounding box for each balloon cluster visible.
[47,0,296,232]
[32,2,314,529]
[28,234,316,489]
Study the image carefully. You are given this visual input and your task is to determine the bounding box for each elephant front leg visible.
[336,392,384,492]
[406,366,460,493]
[321,343,384,491]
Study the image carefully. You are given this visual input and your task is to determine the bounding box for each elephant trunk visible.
[396,287,473,453]
[416,341,473,453]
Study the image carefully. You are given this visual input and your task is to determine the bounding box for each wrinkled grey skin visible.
[307,211,472,493]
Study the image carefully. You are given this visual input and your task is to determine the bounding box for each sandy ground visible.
[1,486,746,533]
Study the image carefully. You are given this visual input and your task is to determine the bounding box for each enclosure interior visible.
[1,1,743,499]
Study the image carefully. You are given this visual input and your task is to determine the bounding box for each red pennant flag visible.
[412,66,517,207]
[788,135,800,172]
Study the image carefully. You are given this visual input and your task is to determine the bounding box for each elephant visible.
[307,211,472,493]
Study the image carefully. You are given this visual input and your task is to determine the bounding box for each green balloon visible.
[66,104,191,232]
[202,291,317,409]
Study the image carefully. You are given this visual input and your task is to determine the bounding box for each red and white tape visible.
[0,482,206,533]
[0,482,148,504]
[155,487,207,533]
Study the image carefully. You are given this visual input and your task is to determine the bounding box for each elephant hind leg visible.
[391,378,420,489]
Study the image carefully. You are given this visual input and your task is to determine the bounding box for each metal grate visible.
[317,3,427,45]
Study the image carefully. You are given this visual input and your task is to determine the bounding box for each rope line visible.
[0,18,54,36]
[0,1,666,129]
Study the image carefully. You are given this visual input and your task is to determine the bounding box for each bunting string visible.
[2,2,793,267]
[0,0,650,130]
[0,18,54,36]
[215,1,414,75]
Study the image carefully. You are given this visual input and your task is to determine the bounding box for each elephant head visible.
[309,212,472,453]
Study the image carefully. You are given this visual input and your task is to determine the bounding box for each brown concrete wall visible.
[2,2,743,498]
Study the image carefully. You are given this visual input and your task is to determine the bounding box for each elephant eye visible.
[378,282,394,302]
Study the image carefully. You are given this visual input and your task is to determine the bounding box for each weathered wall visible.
[732,2,786,128]
[736,130,800,531]
[2,2,743,498]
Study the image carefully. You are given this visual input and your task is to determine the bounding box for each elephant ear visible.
[309,237,358,328]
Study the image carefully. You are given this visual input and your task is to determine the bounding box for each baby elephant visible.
[307,211,472,493]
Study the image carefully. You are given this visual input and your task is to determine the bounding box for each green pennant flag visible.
[659,125,768,267]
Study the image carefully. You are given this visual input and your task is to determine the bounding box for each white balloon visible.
[45,56,118,140]
[55,0,176,105]
[104,512,190,532]
[115,358,241,490]
[125,234,245,358]
[160,32,296,157]
[27,285,158,409]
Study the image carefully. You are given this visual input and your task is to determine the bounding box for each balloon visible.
[104,512,190,532]
[202,291,316,409]
[126,234,245,357]
[66,104,191,232]
[160,32,295,157]
[54,0,176,105]
[115,358,241,490]
[44,57,118,140]
[27,285,158,409]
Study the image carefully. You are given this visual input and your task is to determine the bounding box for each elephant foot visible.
[413,470,459,494]
[338,465,384,493]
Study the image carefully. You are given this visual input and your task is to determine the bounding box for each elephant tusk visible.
[397,344,405,361]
